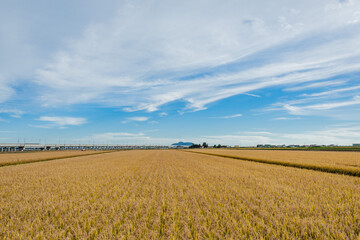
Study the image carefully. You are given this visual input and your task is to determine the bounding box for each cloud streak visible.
[38,116,87,128]
[202,125,360,146]
[0,109,25,118]
[30,0,360,114]
[213,114,242,119]
[77,132,177,145]
[122,116,150,123]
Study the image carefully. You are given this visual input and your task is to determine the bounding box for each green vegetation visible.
[233,146,360,152]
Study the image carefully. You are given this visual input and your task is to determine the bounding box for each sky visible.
[1,0,360,146]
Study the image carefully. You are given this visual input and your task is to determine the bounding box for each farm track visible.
[0,151,114,167]
[185,149,360,177]
[0,150,359,239]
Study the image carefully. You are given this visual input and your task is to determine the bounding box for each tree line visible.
[189,142,227,149]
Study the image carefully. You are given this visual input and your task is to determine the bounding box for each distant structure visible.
[171,142,194,148]
[0,143,169,152]
[257,144,286,148]
[353,143,360,147]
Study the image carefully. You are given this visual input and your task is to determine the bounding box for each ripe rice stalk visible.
[0,150,359,239]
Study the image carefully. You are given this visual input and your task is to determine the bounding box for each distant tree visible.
[202,142,208,148]
[212,144,221,148]
[189,144,201,149]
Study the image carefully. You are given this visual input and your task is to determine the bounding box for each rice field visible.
[0,150,359,239]
[0,150,109,167]
[187,148,360,176]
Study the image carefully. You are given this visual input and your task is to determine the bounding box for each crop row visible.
[186,149,360,177]
[0,150,112,167]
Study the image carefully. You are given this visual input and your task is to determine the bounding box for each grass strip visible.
[231,147,360,152]
[0,151,116,167]
[183,150,360,177]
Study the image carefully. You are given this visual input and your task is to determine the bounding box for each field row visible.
[0,150,359,239]
[238,146,360,152]
[186,149,360,177]
[0,150,111,167]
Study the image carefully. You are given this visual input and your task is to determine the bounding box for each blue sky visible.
[1,0,360,146]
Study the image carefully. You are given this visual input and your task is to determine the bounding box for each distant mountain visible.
[171,141,194,146]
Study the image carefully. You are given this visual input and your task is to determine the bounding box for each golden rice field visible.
[0,150,108,166]
[187,149,360,176]
[0,150,359,239]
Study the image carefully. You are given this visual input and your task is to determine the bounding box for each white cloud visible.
[28,124,51,129]
[280,126,360,145]
[282,96,360,115]
[0,109,24,118]
[243,93,261,98]
[77,132,177,145]
[128,117,149,122]
[213,113,242,119]
[202,125,360,146]
[306,97,360,110]
[122,116,149,123]
[31,0,360,113]
[272,117,301,121]
[0,80,14,103]
[91,132,148,140]
[283,80,347,92]
[203,134,272,146]
[242,131,273,135]
[301,85,360,97]
[75,125,360,146]
[38,116,87,128]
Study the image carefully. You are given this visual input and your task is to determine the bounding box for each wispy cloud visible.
[279,126,360,145]
[90,132,148,140]
[202,125,360,146]
[0,82,14,104]
[0,109,24,118]
[128,117,149,122]
[282,96,360,115]
[2,0,360,145]
[243,93,261,98]
[30,0,360,113]
[283,80,347,92]
[301,85,360,97]
[28,124,52,129]
[213,114,242,119]
[242,131,273,135]
[203,134,272,146]
[122,116,149,123]
[38,116,87,128]
[77,132,177,145]
[272,117,301,121]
